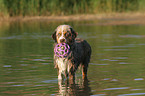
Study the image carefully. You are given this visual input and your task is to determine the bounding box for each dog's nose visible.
[60,39,65,43]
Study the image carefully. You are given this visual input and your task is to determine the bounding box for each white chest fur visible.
[56,58,71,74]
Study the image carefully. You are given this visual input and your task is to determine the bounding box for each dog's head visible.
[52,25,77,45]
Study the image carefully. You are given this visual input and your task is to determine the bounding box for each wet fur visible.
[52,25,91,81]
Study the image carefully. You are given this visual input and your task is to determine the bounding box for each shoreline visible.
[1,12,145,25]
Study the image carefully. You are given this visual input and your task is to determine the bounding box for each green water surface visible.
[0,20,145,96]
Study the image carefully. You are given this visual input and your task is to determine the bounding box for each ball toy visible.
[54,43,70,58]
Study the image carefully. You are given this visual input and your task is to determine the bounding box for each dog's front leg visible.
[68,73,75,84]
[69,71,75,83]
[58,70,62,80]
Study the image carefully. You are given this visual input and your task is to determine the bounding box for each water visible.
[0,20,145,96]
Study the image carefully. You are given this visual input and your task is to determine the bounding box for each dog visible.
[52,25,91,81]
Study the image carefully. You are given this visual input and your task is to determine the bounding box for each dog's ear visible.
[70,28,78,39]
[52,31,57,42]
[74,32,78,38]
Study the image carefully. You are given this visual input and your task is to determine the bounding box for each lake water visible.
[0,20,145,96]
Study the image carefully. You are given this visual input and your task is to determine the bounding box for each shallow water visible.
[0,20,145,96]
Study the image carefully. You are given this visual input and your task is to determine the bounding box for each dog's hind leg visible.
[82,52,91,80]
[82,63,88,79]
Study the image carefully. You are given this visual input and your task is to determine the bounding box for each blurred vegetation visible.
[0,0,145,17]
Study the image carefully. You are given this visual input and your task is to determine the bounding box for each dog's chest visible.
[56,58,71,72]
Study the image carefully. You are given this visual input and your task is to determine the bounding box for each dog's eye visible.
[65,32,71,37]
[57,33,61,37]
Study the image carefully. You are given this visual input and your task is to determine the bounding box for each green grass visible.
[0,0,145,17]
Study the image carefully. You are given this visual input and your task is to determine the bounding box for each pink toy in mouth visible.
[54,43,70,58]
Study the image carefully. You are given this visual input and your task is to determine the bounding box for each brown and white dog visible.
[52,25,91,81]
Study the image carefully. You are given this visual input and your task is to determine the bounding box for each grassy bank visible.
[0,0,145,17]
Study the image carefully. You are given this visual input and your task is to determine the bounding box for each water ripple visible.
[3,65,12,67]
[11,84,24,87]
[104,87,129,90]
[90,63,108,65]
[134,78,144,81]
[118,93,145,96]
[42,79,58,83]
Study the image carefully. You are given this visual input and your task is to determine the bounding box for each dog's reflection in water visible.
[57,78,91,96]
